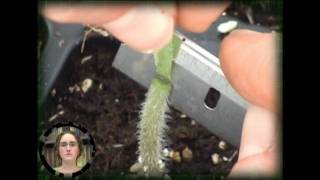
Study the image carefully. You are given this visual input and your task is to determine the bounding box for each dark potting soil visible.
[43,35,238,178]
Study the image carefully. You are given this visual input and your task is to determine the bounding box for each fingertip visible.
[238,106,277,160]
[229,150,278,177]
[42,4,132,25]
[229,105,278,177]
[42,5,67,22]
[177,2,230,33]
[42,4,175,53]
[103,5,174,53]
[220,29,278,111]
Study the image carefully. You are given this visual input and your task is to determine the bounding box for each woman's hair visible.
[54,130,83,165]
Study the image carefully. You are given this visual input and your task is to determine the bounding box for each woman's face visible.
[58,133,80,163]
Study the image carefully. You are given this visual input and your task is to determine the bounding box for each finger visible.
[42,4,132,25]
[230,106,279,177]
[152,2,177,20]
[219,30,278,112]
[238,106,278,160]
[230,150,277,177]
[102,4,175,53]
[177,2,230,33]
[43,4,175,53]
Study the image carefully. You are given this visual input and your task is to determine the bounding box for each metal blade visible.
[111,14,272,147]
[112,32,248,147]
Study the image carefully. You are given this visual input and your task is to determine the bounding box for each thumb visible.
[229,105,279,177]
[219,30,279,112]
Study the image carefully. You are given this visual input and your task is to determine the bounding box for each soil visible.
[43,36,238,178]
[39,2,280,178]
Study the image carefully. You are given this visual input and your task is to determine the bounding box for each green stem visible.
[137,34,182,177]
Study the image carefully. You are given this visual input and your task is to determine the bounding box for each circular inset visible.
[39,122,96,178]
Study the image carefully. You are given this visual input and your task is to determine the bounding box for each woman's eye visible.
[60,142,77,147]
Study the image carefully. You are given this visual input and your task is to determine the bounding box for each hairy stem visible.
[137,34,182,177]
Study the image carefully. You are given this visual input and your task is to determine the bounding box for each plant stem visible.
[137,34,182,177]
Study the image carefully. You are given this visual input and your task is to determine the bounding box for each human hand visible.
[42,2,229,53]
[42,2,279,177]
[220,29,279,177]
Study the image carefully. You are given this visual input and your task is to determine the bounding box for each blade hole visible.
[204,88,221,110]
